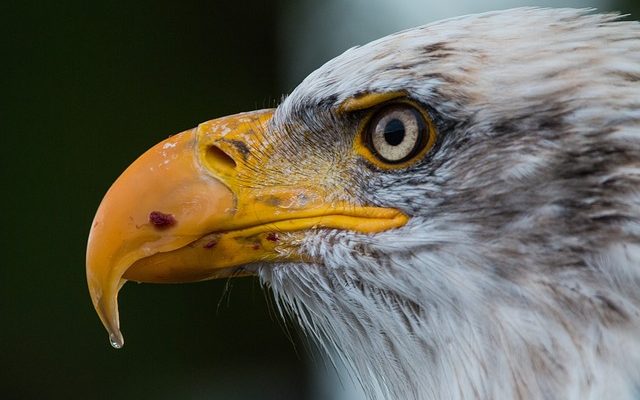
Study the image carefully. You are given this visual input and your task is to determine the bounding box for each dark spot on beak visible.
[149,211,176,229]
[227,139,250,160]
[261,196,281,207]
[203,239,218,249]
[266,232,279,242]
[252,243,260,250]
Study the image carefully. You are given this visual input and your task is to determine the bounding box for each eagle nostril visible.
[205,145,237,175]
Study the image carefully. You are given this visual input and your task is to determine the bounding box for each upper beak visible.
[86,109,407,348]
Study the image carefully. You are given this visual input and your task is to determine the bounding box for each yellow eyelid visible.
[338,91,407,113]
[353,98,437,170]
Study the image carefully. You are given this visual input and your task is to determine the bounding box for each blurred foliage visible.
[2,1,309,399]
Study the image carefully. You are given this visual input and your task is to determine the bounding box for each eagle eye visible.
[359,103,436,168]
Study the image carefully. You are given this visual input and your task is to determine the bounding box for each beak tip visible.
[91,283,125,349]
[109,331,125,349]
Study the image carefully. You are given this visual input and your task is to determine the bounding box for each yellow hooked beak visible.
[86,109,408,348]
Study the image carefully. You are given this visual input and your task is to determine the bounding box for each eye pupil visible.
[383,119,405,146]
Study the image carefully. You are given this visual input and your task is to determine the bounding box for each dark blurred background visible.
[2,1,638,399]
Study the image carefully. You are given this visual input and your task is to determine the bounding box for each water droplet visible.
[109,333,124,349]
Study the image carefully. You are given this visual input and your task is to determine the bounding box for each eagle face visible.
[87,8,640,400]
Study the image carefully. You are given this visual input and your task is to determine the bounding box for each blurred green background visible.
[3,1,638,399]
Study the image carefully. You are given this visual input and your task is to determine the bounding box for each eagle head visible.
[87,8,640,400]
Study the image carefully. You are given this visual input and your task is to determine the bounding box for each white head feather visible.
[254,8,640,400]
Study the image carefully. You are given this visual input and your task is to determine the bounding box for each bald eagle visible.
[87,8,640,400]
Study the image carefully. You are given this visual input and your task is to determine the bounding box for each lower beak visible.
[86,109,407,348]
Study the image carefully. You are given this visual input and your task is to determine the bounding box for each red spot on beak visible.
[203,239,218,249]
[149,211,176,229]
[266,232,279,242]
